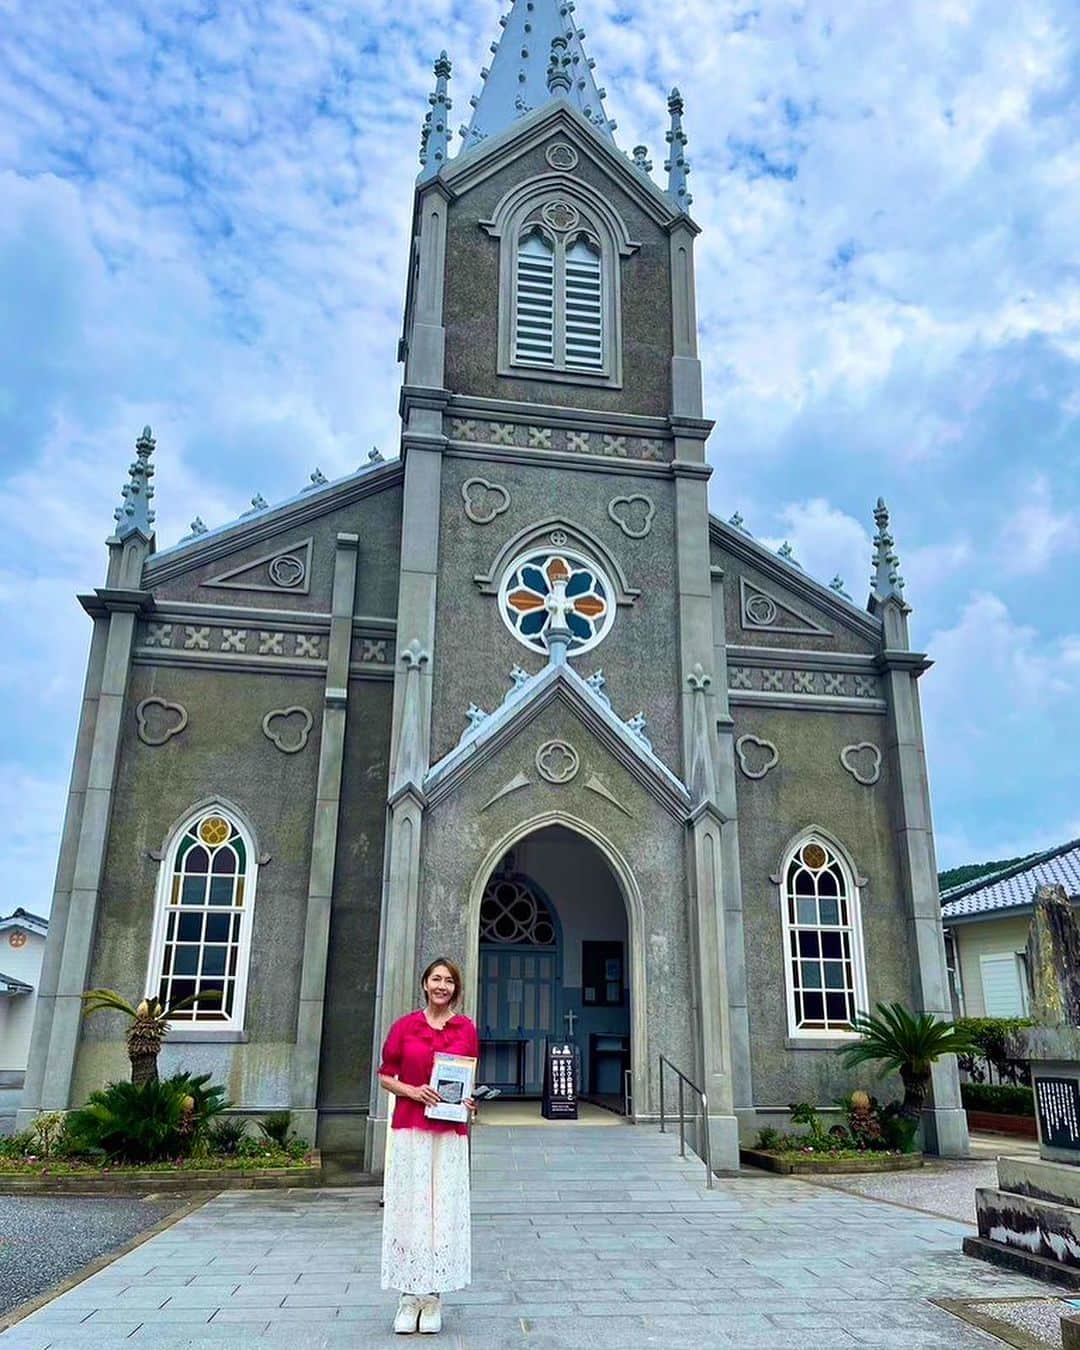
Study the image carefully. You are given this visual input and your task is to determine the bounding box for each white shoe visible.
[394,1294,421,1334]
[418,1294,442,1334]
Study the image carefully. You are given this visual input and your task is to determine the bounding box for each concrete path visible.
[0,1124,1062,1348]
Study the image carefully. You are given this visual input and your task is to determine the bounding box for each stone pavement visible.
[0,1124,1063,1348]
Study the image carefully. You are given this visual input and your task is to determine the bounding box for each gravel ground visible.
[977,1297,1078,1347]
[0,1194,185,1317]
[809,1157,1000,1223]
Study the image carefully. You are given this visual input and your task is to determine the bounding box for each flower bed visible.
[0,1149,322,1194]
[741,1146,924,1175]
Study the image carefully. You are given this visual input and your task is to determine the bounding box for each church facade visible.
[20,1,968,1167]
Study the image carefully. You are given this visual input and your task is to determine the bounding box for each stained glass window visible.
[782,838,866,1036]
[149,809,256,1026]
[480,876,557,947]
[498,549,614,656]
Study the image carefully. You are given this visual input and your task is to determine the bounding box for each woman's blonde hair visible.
[421,957,463,1009]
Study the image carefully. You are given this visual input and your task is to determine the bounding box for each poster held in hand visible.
[424,1053,477,1123]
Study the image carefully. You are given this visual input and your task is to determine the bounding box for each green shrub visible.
[0,1130,35,1160]
[258,1111,293,1148]
[207,1118,248,1155]
[788,1102,828,1143]
[65,1074,229,1163]
[755,1126,781,1150]
[954,1018,1032,1085]
[961,1082,1035,1117]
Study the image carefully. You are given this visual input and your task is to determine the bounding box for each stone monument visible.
[965,884,1080,1285]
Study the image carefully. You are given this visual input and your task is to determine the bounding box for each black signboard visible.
[1035,1076,1080,1152]
[542,1041,579,1120]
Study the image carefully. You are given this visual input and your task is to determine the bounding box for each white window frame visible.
[979,952,1030,1018]
[496,545,617,658]
[145,803,259,1031]
[482,173,639,390]
[776,831,868,1041]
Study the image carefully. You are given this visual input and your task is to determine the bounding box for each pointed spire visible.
[665,88,693,211]
[419,51,453,181]
[871,498,906,602]
[111,425,156,541]
[462,0,616,153]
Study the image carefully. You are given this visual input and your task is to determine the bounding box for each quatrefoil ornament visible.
[536,739,580,785]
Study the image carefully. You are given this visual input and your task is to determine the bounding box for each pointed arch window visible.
[485,179,636,388]
[512,222,606,376]
[779,836,867,1038]
[146,807,258,1029]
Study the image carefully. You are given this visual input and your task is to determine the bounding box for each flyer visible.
[424,1052,477,1124]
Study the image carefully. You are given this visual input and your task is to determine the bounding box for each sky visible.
[1,0,1077,911]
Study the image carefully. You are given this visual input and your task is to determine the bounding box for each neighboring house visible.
[0,907,49,1130]
[941,840,1080,1018]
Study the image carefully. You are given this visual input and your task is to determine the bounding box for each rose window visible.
[480,876,557,946]
[498,549,614,656]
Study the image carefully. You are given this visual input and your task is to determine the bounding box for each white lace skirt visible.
[380,1127,471,1294]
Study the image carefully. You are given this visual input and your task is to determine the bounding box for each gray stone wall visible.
[444,137,674,416]
[715,540,878,658]
[146,481,403,621]
[72,664,322,1107]
[417,696,693,1117]
[430,454,681,771]
[316,677,393,1131]
[733,702,916,1107]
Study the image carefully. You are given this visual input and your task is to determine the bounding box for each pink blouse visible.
[378,1010,480,1136]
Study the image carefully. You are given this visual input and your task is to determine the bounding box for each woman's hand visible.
[411,1084,442,1107]
[463,1098,476,1112]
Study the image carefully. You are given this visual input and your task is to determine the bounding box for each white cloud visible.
[0,0,1077,901]
[1000,474,1079,576]
[923,591,1080,864]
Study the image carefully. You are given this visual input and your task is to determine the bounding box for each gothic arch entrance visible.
[472,822,634,1112]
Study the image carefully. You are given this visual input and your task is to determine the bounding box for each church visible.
[19,0,968,1168]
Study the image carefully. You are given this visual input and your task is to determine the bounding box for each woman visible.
[378,957,479,1335]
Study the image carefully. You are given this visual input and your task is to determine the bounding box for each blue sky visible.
[1,0,1077,910]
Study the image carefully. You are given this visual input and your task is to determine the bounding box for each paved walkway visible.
[0,1124,1062,1348]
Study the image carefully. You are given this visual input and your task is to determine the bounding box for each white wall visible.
[512,825,627,986]
[0,927,46,1072]
[952,915,1032,1018]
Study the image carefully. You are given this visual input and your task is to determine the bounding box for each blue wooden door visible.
[478,947,559,1095]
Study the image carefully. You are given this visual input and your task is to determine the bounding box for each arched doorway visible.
[475,824,632,1112]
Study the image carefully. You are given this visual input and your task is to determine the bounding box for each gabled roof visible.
[0,908,48,936]
[709,513,884,645]
[461,0,615,155]
[424,656,690,821]
[941,839,1080,922]
[143,457,402,586]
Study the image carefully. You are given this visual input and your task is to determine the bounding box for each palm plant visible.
[840,1002,975,1123]
[82,989,222,1086]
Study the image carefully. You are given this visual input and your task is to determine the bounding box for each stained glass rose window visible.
[497,550,614,656]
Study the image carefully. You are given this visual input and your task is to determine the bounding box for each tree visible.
[840,1002,975,1122]
[81,990,222,1086]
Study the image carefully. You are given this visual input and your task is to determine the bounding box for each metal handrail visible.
[658,1054,714,1189]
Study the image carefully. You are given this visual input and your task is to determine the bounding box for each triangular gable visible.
[738,576,829,638]
[424,659,690,821]
[710,515,882,645]
[144,460,403,588]
[442,102,689,234]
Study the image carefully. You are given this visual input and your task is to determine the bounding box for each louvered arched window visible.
[512,224,605,376]
[146,806,258,1029]
[486,182,631,387]
[779,836,867,1038]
